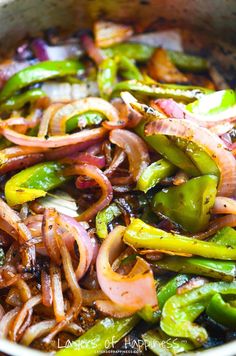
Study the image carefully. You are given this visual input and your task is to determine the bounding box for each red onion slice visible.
[57,214,93,280]
[2,127,106,148]
[50,97,120,135]
[65,164,113,222]
[146,119,236,197]
[96,225,157,311]
[213,196,236,214]
[110,129,150,181]
[156,99,236,128]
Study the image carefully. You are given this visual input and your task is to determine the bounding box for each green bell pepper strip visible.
[0,60,84,102]
[152,175,218,233]
[102,42,155,62]
[167,50,208,73]
[5,162,67,206]
[142,329,195,355]
[206,293,236,327]
[112,80,212,102]
[155,256,236,282]
[56,315,139,356]
[186,89,236,116]
[173,138,219,177]
[211,226,236,247]
[66,111,104,133]
[136,159,176,193]
[123,218,236,260]
[96,203,122,239]
[0,88,46,112]
[138,274,189,324]
[135,121,199,176]
[98,57,118,99]
[118,56,143,81]
[161,281,236,345]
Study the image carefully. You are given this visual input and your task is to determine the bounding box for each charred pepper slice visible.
[5,161,67,206]
[96,203,122,239]
[155,256,235,281]
[136,159,176,193]
[152,175,218,233]
[123,218,236,260]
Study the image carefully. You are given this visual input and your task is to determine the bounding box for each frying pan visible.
[0,0,235,354]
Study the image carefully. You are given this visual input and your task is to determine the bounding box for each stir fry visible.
[0,20,236,355]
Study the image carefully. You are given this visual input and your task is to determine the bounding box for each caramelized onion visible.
[2,127,106,148]
[94,21,133,48]
[0,307,19,338]
[41,270,53,307]
[42,209,60,264]
[96,225,157,312]
[58,214,93,280]
[146,119,236,197]
[10,295,41,341]
[50,97,120,135]
[50,262,65,322]
[65,164,113,222]
[110,129,150,181]
[21,319,83,346]
[193,214,236,239]
[96,300,135,318]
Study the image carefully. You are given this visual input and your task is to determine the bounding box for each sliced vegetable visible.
[0,88,46,112]
[5,161,66,206]
[0,60,84,101]
[206,293,236,327]
[96,203,122,239]
[186,89,236,115]
[155,256,236,281]
[161,281,236,345]
[112,80,212,102]
[123,218,236,260]
[167,50,208,73]
[135,121,199,176]
[98,57,118,99]
[66,111,104,133]
[94,21,133,48]
[137,159,176,192]
[152,175,218,233]
[102,43,154,62]
[146,118,236,197]
[142,329,195,355]
[56,315,139,356]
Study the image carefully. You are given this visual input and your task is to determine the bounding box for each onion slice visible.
[50,262,65,322]
[21,319,83,346]
[110,129,150,181]
[65,164,113,222]
[156,99,236,128]
[94,21,133,48]
[57,214,93,280]
[213,196,236,215]
[96,225,157,311]
[96,300,135,318]
[0,307,19,338]
[193,214,236,240]
[2,127,106,148]
[49,97,120,135]
[146,119,236,197]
